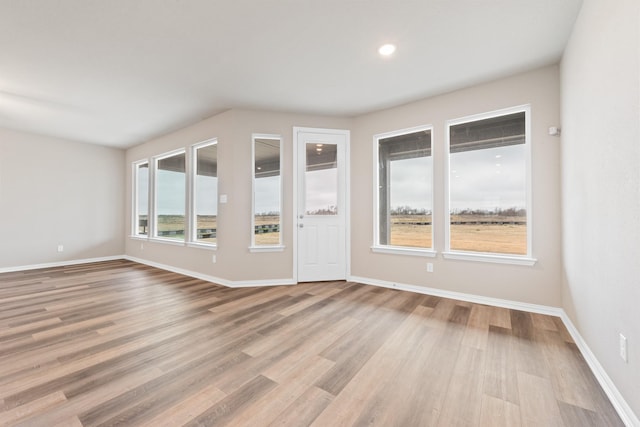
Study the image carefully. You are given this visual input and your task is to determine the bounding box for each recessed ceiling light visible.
[378,43,396,57]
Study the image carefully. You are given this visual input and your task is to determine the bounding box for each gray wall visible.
[0,128,125,269]
[561,0,640,416]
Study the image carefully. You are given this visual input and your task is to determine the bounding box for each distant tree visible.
[307,205,338,215]
[256,211,281,216]
[390,206,431,215]
[451,207,526,217]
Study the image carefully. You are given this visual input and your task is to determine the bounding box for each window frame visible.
[131,159,150,239]
[372,124,436,257]
[443,105,536,266]
[151,148,187,243]
[188,139,218,249]
[250,133,284,252]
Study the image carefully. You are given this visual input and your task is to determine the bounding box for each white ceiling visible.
[0,0,583,149]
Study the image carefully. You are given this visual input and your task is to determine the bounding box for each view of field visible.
[144,213,525,255]
[142,215,280,245]
[254,215,281,245]
[450,214,526,255]
[388,215,432,248]
[387,214,526,255]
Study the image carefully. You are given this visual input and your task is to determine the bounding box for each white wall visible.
[0,128,125,269]
[352,66,563,306]
[561,0,640,418]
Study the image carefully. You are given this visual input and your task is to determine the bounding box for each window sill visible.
[129,235,148,241]
[442,251,537,266]
[371,246,437,257]
[187,242,218,250]
[148,237,186,247]
[249,245,285,253]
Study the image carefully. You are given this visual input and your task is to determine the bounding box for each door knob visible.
[299,224,304,228]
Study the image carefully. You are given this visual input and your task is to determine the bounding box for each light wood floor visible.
[0,260,623,426]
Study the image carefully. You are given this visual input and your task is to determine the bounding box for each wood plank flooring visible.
[0,260,623,426]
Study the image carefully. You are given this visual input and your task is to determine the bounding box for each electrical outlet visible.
[427,262,434,273]
[57,244,64,253]
[212,254,217,264]
[620,333,628,363]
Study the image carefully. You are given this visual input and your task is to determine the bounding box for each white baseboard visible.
[348,275,562,316]
[559,312,640,427]
[348,274,638,427]
[123,255,296,288]
[0,255,125,274]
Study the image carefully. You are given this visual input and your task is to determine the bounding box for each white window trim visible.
[187,241,218,250]
[442,251,536,266]
[444,104,535,265]
[131,159,150,238]
[250,133,284,251]
[249,245,285,253]
[190,139,218,248]
[148,236,186,246]
[372,124,436,255]
[371,246,437,257]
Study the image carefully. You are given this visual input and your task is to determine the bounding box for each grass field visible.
[147,214,526,254]
[389,215,432,248]
[150,215,280,245]
[254,215,281,245]
[388,214,526,255]
[450,214,526,254]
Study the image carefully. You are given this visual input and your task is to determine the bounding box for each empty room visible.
[0,0,638,426]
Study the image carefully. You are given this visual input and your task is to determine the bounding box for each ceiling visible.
[0,0,583,149]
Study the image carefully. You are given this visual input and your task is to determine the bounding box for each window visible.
[374,126,433,251]
[133,161,149,236]
[306,142,338,215]
[154,150,186,241]
[192,140,218,245]
[446,107,532,261]
[252,135,282,249]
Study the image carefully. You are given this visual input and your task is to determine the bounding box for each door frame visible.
[292,126,351,283]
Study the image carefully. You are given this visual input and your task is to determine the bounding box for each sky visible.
[449,144,526,211]
[255,176,281,214]
[389,156,432,211]
[137,170,218,215]
[305,168,337,213]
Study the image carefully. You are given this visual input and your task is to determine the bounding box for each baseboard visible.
[559,311,639,427]
[123,255,296,288]
[348,275,562,316]
[348,274,638,427]
[0,255,125,274]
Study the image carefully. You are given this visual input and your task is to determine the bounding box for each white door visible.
[294,128,349,282]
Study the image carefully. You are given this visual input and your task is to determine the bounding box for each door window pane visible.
[253,136,281,246]
[155,152,186,240]
[194,142,217,245]
[305,143,337,215]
